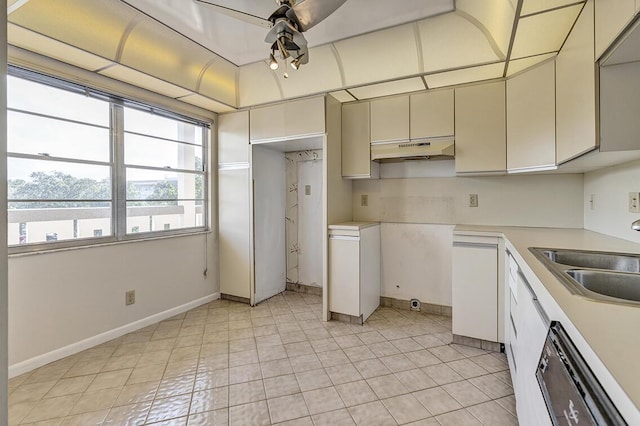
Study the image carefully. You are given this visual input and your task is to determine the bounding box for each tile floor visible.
[7,291,518,425]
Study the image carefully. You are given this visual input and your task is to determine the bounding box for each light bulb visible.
[269,53,278,70]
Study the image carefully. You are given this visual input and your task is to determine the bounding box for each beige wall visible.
[584,159,640,244]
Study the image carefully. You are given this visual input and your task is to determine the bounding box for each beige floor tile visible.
[391,338,424,353]
[68,388,120,415]
[228,363,262,384]
[146,415,188,425]
[284,342,315,358]
[229,338,256,353]
[197,354,228,372]
[382,394,431,424]
[146,394,192,423]
[468,374,514,399]
[302,387,345,415]
[422,363,464,386]
[413,387,462,416]
[366,374,409,399]
[352,359,392,379]
[379,354,418,373]
[113,381,160,406]
[22,364,70,386]
[229,349,259,367]
[467,400,519,425]
[229,380,266,406]
[295,369,332,392]
[103,401,152,425]
[164,359,199,378]
[495,394,517,417]
[469,354,508,373]
[368,342,401,358]
[348,400,397,426]
[289,354,323,373]
[435,408,483,426]
[155,373,195,399]
[404,418,440,426]
[228,400,270,426]
[137,350,172,367]
[194,369,228,391]
[22,394,82,423]
[317,350,350,368]
[428,346,466,363]
[335,380,378,407]
[325,363,363,385]
[127,364,166,385]
[264,374,300,399]
[8,400,37,425]
[101,354,141,372]
[333,335,363,350]
[86,368,131,392]
[257,344,288,362]
[190,387,229,414]
[357,331,386,345]
[442,380,491,407]
[45,376,95,398]
[412,335,448,349]
[343,346,376,363]
[446,359,489,379]
[59,409,110,425]
[311,408,355,425]
[187,408,228,426]
[267,393,309,423]
[309,338,340,353]
[394,369,438,392]
[261,358,294,379]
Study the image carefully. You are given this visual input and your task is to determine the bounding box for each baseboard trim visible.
[9,293,220,378]
[380,296,452,317]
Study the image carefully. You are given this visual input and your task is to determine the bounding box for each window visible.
[7,68,209,251]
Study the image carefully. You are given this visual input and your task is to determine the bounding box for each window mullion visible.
[113,104,126,240]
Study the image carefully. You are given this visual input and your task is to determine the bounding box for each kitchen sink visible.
[566,270,640,302]
[541,249,640,273]
[530,247,640,306]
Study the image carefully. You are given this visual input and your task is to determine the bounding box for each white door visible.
[297,159,323,287]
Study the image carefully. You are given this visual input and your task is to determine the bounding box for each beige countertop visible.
[328,221,380,231]
[454,225,640,420]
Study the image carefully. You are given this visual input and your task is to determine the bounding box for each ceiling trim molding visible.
[7,0,30,15]
[329,43,347,88]
[502,0,525,77]
[195,57,219,93]
[454,9,506,60]
[115,14,144,63]
[412,22,425,74]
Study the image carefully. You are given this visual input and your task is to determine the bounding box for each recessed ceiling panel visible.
[455,0,517,58]
[418,13,503,73]
[277,45,343,99]
[8,0,139,61]
[178,94,235,113]
[424,62,505,88]
[506,52,556,76]
[510,4,582,59]
[349,78,426,100]
[123,0,453,66]
[238,62,283,107]
[99,64,192,99]
[197,59,239,108]
[521,0,584,16]
[334,24,420,87]
[8,24,114,72]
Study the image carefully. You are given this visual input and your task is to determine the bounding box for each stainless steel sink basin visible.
[542,249,640,273]
[566,270,640,302]
[530,247,640,306]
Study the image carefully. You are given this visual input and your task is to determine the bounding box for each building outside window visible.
[7,68,209,252]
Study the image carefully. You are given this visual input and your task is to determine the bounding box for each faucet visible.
[633,219,640,231]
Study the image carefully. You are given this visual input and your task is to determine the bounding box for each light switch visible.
[629,192,640,213]
[305,185,311,195]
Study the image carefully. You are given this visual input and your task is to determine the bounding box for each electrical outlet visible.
[125,290,135,306]
[469,194,479,208]
[630,192,640,213]
[305,185,311,195]
[361,194,368,207]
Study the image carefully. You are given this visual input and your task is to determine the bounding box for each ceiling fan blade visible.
[193,0,273,29]
[288,0,347,32]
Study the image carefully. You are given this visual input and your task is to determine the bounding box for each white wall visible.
[8,233,217,373]
[584,159,640,244]
[353,163,585,306]
[297,159,324,287]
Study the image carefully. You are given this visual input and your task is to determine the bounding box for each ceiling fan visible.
[193,0,347,75]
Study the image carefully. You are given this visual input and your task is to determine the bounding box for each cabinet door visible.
[595,0,636,58]
[218,168,252,299]
[452,241,498,342]
[284,97,325,138]
[600,61,640,151]
[329,236,360,317]
[218,111,249,165]
[454,82,506,174]
[370,96,409,142]
[410,89,454,139]
[507,60,556,171]
[250,103,285,142]
[342,102,375,178]
[556,0,597,163]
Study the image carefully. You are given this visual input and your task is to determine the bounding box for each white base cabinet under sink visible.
[328,222,380,322]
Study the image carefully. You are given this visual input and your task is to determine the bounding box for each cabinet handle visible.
[518,270,550,326]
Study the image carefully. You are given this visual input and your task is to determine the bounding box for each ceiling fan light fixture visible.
[276,37,291,60]
[269,52,279,70]
[291,53,305,70]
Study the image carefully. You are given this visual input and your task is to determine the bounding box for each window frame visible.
[7,67,210,254]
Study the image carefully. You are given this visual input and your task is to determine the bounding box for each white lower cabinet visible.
[328,222,380,322]
[505,253,551,426]
[452,235,499,342]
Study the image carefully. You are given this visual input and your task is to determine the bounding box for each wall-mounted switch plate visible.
[629,192,640,213]
[125,290,135,306]
[469,194,479,208]
[305,185,311,195]
[361,194,368,207]
[589,194,596,211]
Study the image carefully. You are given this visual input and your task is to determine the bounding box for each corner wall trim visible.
[8,293,220,378]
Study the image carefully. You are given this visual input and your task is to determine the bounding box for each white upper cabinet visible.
[410,89,454,139]
[218,110,249,165]
[342,102,379,179]
[250,96,325,142]
[556,0,597,163]
[507,60,556,171]
[454,81,506,174]
[370,96,409,142]
[595,0,637,58]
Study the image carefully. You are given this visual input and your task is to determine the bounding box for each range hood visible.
[371,138,455,162]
